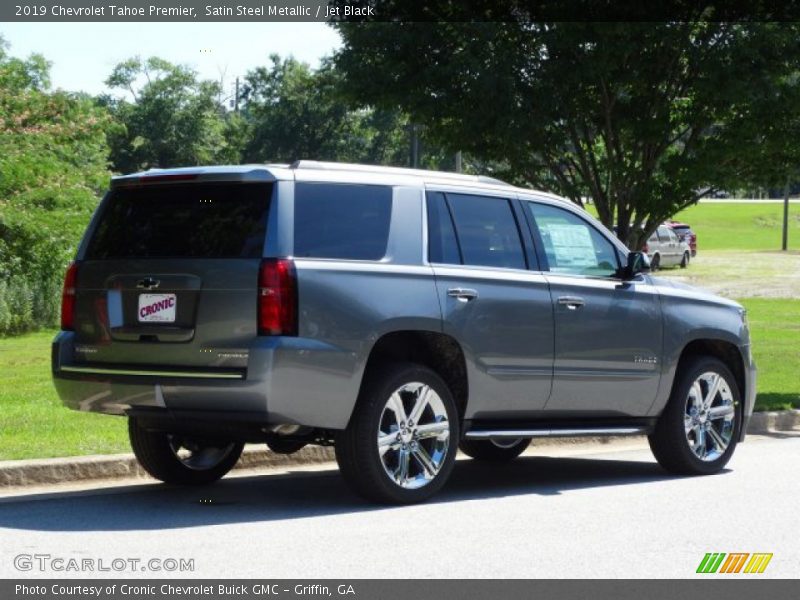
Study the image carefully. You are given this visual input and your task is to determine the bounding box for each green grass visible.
[738,298,800,411]
[1,295,797,459]
[0,330,128,460]
[673,202,800,251]
[587,201,800,251]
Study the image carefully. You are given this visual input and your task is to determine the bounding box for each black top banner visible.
[5,0,800,22]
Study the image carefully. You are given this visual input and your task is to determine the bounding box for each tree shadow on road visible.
[0,454,700,532]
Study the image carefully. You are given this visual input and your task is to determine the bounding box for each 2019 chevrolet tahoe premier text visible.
[52,161,756,504]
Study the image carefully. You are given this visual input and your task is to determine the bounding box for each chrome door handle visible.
[447,287,478,302]
[557,296,585,310]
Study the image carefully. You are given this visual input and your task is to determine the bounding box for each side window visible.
[527,202,620,278]
[657,226,670,242]
[426,192,461,264]
[446,194,526,270]
[294,183,392,260]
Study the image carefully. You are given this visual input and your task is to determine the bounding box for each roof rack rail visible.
[289,160,513,187]
[477,175,514,187]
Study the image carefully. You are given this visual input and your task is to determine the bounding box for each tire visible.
[459,438,530,461]
[648,356,741,475]
[335,363,460,504]
[651,254,661,271]
[680,251,690,268]
[128,417,244,485]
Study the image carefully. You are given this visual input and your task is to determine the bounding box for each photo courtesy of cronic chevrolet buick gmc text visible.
[51,162,756,504]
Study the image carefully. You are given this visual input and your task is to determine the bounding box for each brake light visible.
[60,262,78,331]
[258,259,297,336]
[138,173,198,184]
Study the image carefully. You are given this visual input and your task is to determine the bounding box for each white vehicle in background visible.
[644,225,691,270]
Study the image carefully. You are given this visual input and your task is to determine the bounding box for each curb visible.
[746,409,800,435]
[0,446,335,488]
[1,410,798,488]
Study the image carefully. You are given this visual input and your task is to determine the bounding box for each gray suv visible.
[52,161,756,504]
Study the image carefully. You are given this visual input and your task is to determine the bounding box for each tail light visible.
[60,261,79,331]
[642,243,649,254]
[258,259,297,336]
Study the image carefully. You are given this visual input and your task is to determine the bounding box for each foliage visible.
[334,15,800,248]
[240,55,410,166]
[102,56,238,172]
[0,37,112,335]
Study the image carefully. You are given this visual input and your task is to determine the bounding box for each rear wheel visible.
[335,363,459,504]
[128,417,243,485]
[680,251,690,268]
[648,356,741,475]
[651,254,661,271]
[459,438,530,461]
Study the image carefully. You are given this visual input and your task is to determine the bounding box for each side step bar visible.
[464,426,650,439]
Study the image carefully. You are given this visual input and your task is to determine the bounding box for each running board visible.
[464,426,650,439]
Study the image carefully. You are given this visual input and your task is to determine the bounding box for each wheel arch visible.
[674,338,746,408]
[350,330,469,427]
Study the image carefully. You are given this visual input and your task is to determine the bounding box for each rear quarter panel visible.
[265,185,443,429]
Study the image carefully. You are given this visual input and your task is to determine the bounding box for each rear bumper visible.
[51,331,362,430]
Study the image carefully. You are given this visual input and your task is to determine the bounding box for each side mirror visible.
[623,251,650,279]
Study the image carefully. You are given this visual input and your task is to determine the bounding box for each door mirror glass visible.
[624,251,650,278]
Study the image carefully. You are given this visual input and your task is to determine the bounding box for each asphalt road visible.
[0,435,798,579]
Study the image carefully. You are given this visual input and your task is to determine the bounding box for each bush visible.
[0,274,60,336]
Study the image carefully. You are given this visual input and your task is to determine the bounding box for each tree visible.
[240,55,409,166]
[0,37,112,333]
[334,14,800,248]
[103,57,237,172]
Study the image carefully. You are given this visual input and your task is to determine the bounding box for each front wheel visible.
[680,251,690,268]
[648,356,741,475]
[129,418,244,485]
[459,438,530,461]
[335,363,459,504]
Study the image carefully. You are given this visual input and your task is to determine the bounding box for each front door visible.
[524,200,663,416]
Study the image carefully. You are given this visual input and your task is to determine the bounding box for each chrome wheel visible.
[684,371,736,462]
[377,382,451,489]
[167,436,238,471]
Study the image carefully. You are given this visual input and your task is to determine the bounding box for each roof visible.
[109,160,566,202]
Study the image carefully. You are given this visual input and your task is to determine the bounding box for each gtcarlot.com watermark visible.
[14,553,194,573]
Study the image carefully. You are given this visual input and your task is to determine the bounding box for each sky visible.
[0,23,342,96]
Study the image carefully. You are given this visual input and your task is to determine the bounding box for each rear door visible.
[523,200,662,416]
[427,190,554,418]
[73,180,272,370]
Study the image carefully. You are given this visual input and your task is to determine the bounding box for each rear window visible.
[294,183,392,260]
[86,183,270,259]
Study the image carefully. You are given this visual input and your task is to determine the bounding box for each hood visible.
[647,275,744,310]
